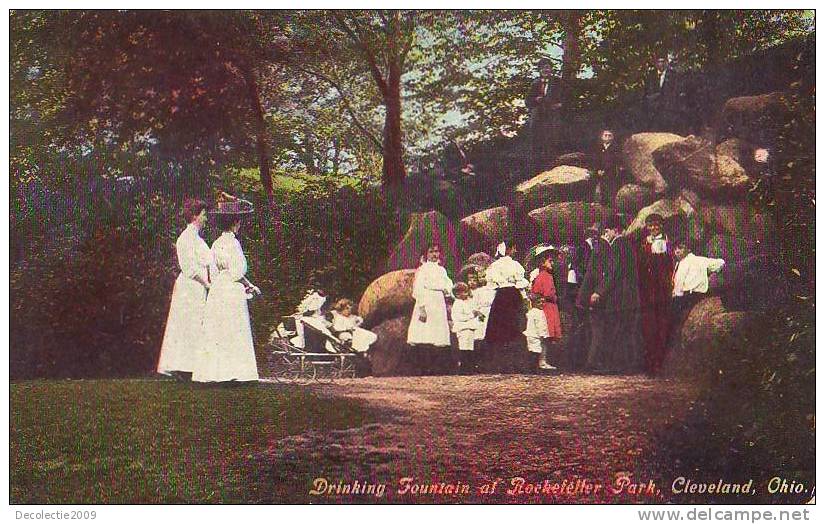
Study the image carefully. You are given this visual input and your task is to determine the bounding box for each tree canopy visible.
[11,9,813,195]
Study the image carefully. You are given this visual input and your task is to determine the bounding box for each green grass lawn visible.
[10,379,373,503]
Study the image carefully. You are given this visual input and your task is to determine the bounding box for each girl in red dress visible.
[531,249,563,370]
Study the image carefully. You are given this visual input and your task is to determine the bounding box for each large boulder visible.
[514,165,593,211]
[699,203,776,245]
[709,255,790,311]
[553,152,588,168]
[679,297,759,352]
[358,270,416,329]
[715,137,752,166]
[384,210,482,275]
[622,132,683,194]
[527,202,611,245]
[704,233,772,265]
[625,197,704,248]
[652,136,750,200]
[718,91,792,145]
[368,316,421,377]
[614,183,656,216]
[460,206,508,248]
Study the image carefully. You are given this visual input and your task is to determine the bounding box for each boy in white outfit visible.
[672,241,726,330]
[451,282,483,373]
[524,293,556,373]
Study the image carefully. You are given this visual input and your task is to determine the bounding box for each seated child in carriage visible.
[330,298,378,353]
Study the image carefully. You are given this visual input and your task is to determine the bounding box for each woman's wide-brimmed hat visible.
[530,243,558,259]
[211,195,254,215]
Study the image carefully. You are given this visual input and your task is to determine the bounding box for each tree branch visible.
[333,12,388,97]
[294,65,384,152]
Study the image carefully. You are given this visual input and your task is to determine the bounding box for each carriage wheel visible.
[270,353,314,385]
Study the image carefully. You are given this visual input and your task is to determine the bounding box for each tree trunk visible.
[383,69,405,188]
[560,12,583,99]
[241,64,274,202]
[382,13,406,188]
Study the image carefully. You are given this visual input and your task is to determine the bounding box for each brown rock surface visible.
[358,270,416,328]
[622,132,683,193]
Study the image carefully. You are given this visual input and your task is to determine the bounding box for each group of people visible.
[406,213,726,376]
[156,198,261,384]
[566,213,725,375]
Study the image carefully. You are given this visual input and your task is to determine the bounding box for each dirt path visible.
[256,373,697,503]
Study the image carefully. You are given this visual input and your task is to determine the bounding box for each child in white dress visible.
[524,293,557,372]
[468,269,496,342]
[330,298,378,353]
[451,282,482,373]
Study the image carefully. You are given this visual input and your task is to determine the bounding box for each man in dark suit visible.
[526,58,563,175]
[644,56,680,131]
[590,129,623,205]
[576,216,643,373]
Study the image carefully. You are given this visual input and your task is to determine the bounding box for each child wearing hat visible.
[530,246,562,370]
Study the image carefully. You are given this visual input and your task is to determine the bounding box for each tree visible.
[11,10,294,200]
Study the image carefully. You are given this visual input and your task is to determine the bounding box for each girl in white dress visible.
[451,282,482,373]
[407,245,454,374]
[330,298,377,353]
[157,199,214,377]
[192,210,259,383]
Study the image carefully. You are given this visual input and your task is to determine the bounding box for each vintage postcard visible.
[8,8,816,512]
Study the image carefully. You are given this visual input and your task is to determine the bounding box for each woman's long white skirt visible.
[407,289,450,347]
[192,279,259,382]
[157,274,207,374]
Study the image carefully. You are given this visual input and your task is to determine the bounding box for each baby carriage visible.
[267,314,368,384]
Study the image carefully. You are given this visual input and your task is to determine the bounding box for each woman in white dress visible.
[157,199,214,377]
[407,245,454,374]
[192,206,259,383]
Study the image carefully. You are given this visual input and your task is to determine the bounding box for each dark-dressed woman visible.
[483,241,529,371]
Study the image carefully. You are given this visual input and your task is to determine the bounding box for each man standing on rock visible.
[526,57,563,175]
[576,217,643,373]
[644,56,679,131]
[590,129,623,205]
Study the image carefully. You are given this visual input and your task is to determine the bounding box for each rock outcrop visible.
[614,183,656,216]
[368,316,419,377]
[514,165,593,211]
[623,132,683,194]
[384,210,478,275]
[528,202,611,244]
[718,91,791,145]
[358,270,416,329]
[460,206,508,249]
[679,297,758,351]
[652,136,750,200]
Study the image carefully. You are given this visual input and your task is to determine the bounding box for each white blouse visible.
[673,253,725,296]
[212,231,247,282]
[486,256,529,289]
[176,223,214,282]
[412,261,453,300]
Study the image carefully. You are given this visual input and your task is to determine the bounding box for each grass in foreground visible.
[10,379,373,503]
